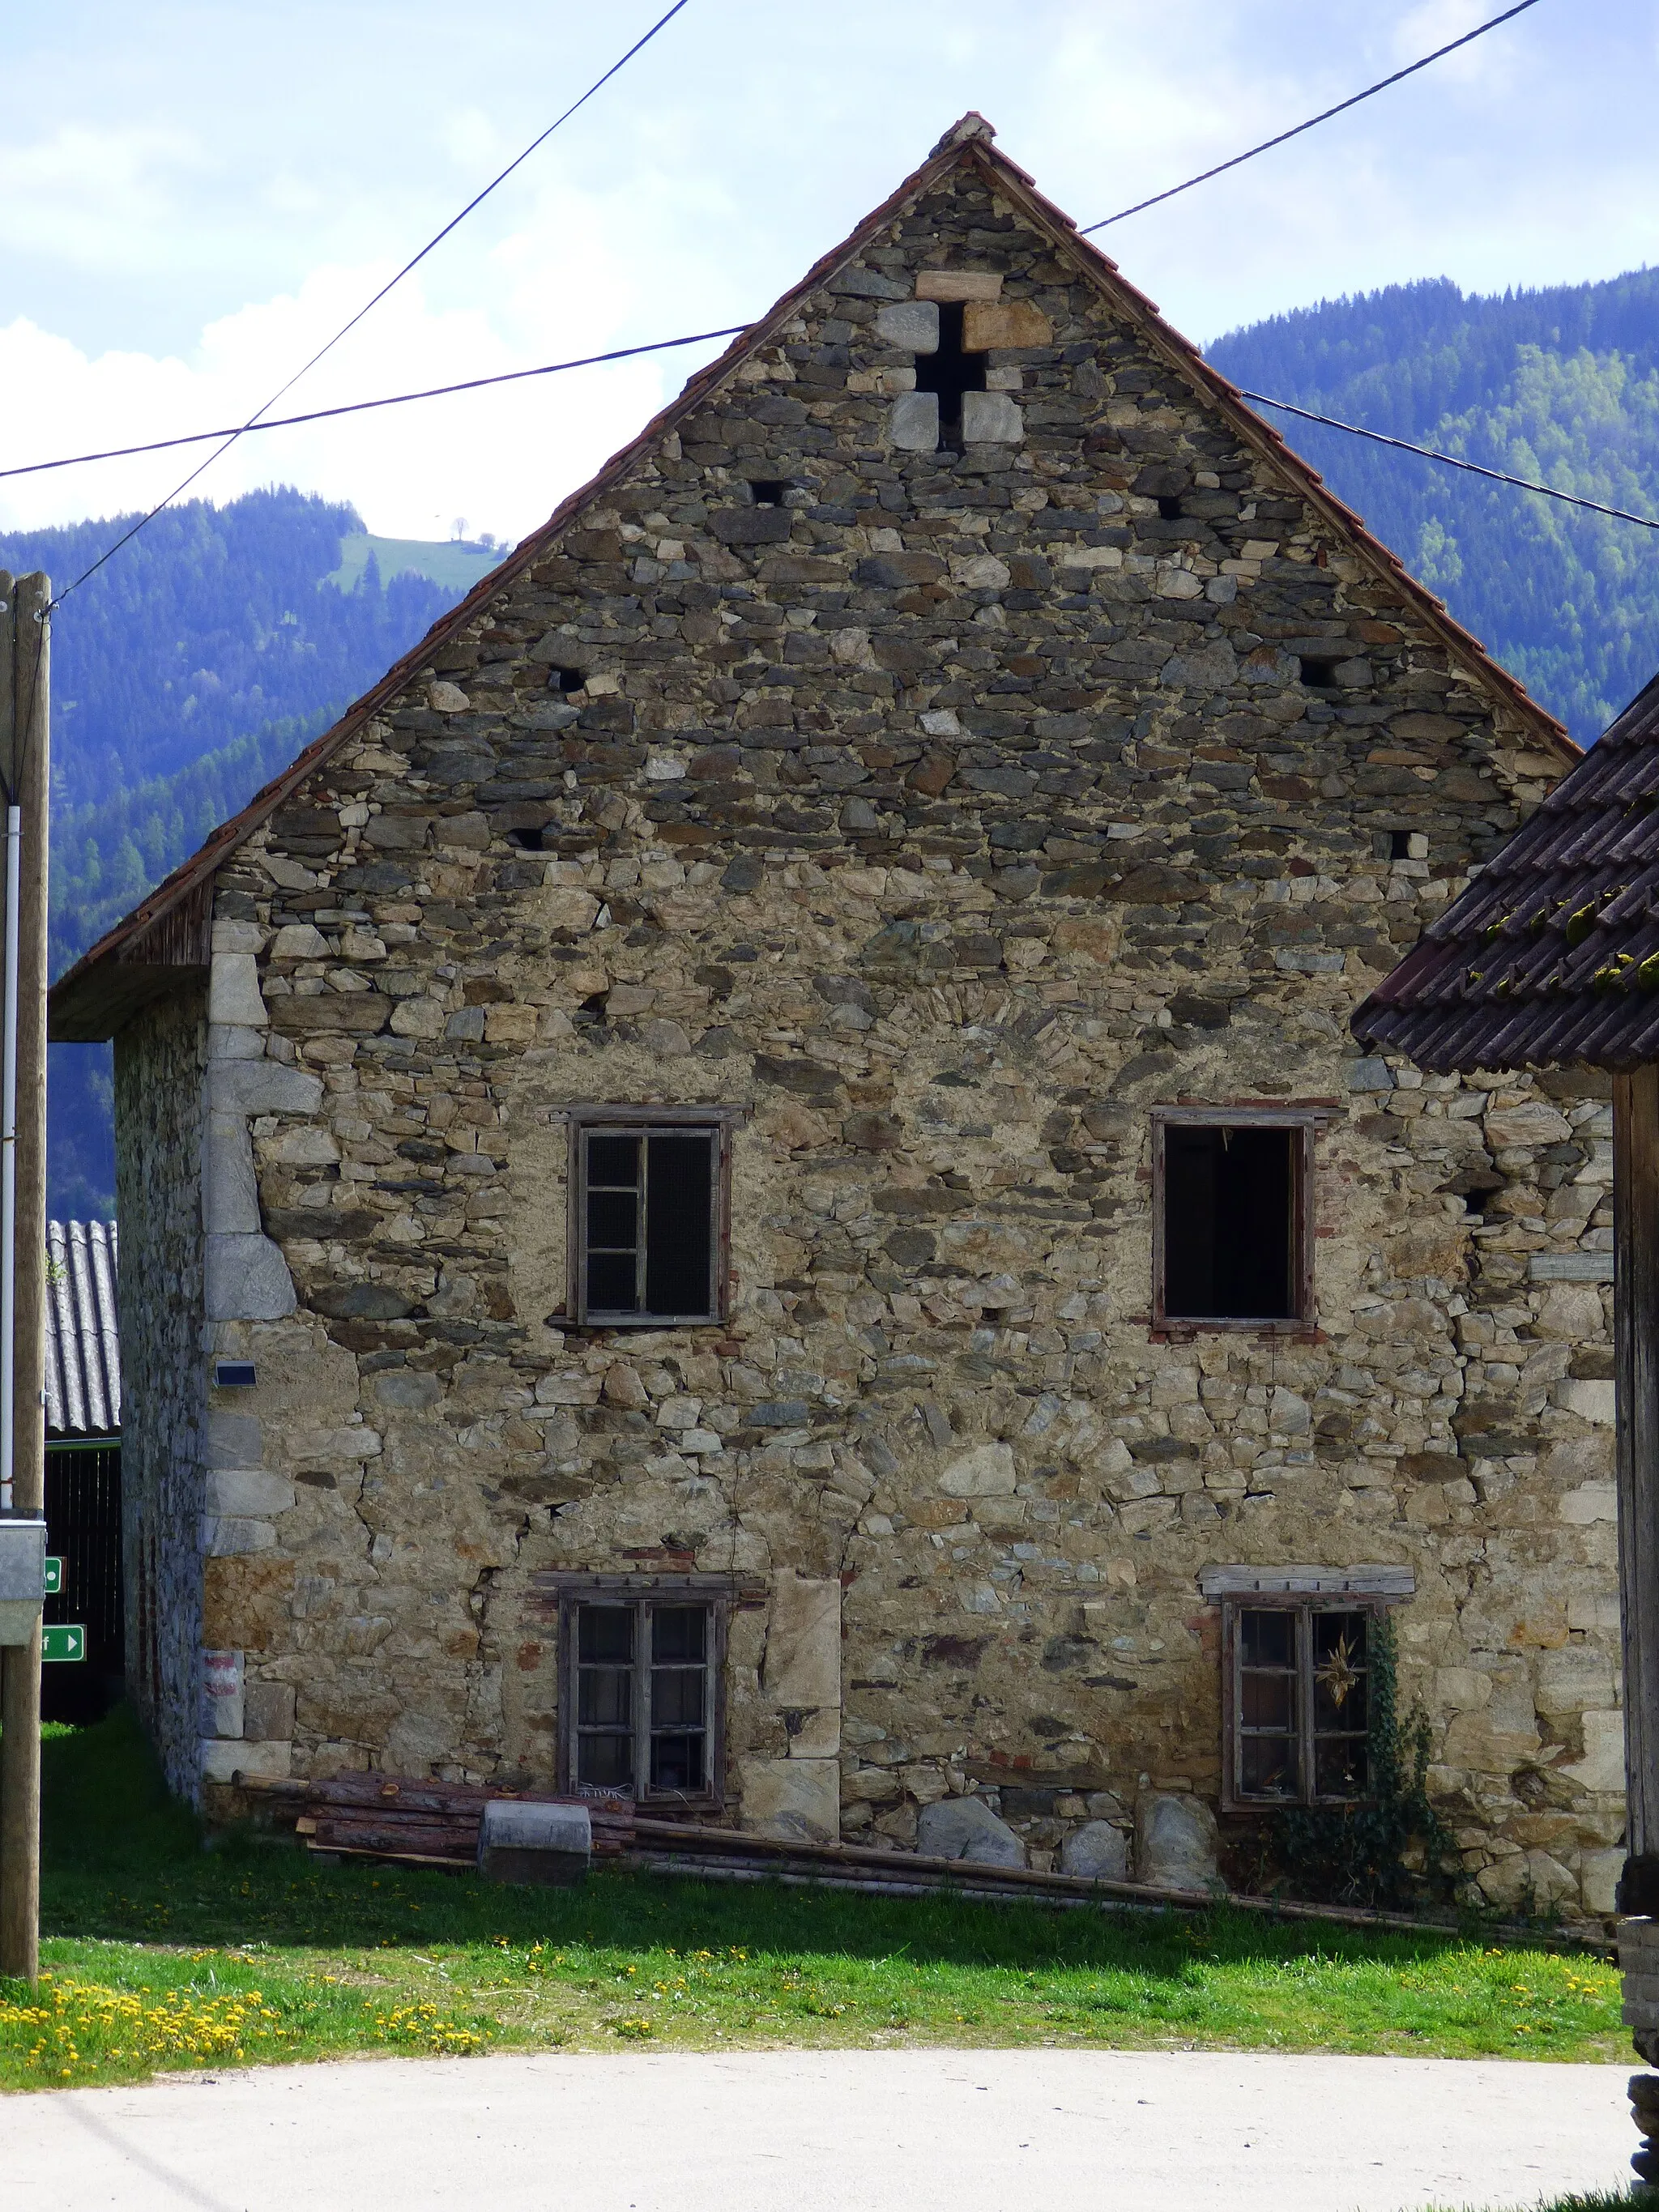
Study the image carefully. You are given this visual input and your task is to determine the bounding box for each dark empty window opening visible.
[561,1590,723,1805]
[748,479,790,506]
[1388,829,1414,861]
[1157,494,1184,521]
[507,825,549,851]
[914,300,987,453]
[569,1110,736,1326]
[548,667,586,694]
[1157,1117,1312,1327]
[1226,1600,1373,1806]
[1299,656,1341,691]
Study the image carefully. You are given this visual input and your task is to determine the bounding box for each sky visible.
[2,0,1657,550]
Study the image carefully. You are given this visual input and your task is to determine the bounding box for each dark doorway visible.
[42,1439,124,1724]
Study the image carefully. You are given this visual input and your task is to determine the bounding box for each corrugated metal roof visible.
[45,1219,120,1437]
[1354,673,1659,1073]
[48,113,1572,1046]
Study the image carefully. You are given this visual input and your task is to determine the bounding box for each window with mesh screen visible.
[576,1120,724,1323]
[1226,1600,1372,1808]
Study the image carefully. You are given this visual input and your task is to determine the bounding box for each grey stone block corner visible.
[0,1509,45,1644]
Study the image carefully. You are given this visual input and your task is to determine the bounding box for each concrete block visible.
[889,392,940,451]
[874,301,939,352]
[961,391,1023,444]
[477,1798,591,1886]
[208,952,269,1029]
[206,1233,297,1322]
[762,1575,841,1709]
[738,1755,841,1843]
[200,1737,290,1784]
[210,1060,325,1117]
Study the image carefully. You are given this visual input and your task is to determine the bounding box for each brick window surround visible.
[1151,1106,1320,1333]
[565,1105,741,1328]
[551,1573,733,1810]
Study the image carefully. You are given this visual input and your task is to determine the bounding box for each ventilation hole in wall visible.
[507,825,548,851]
[1388,830,1414,860]
[548,667,586,693]
[578,991,611,1021]
[1299,656,1341,690]
[749,479,790,506]
[1157,495,1183,521]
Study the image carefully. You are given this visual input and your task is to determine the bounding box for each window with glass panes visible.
[561,1593,723,1805]
[567,1110,735,1326]
[1223,1600,1374,1808]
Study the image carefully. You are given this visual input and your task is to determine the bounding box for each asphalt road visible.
[2,2047,1636,2212]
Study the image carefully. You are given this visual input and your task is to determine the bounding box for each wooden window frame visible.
[565,1105,741,1329]
[552,1574,731,1812]
[1216,1583,1408,1813]
[1151,1106,1319,1334]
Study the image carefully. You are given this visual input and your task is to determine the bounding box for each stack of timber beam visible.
[237,1769,633,1867]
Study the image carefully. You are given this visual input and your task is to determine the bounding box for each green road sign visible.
[43,1556,62,1596]
[41,1624,85,1662]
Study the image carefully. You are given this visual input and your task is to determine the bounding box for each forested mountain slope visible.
[1209,266,1659,744]
[0,488,489,1216]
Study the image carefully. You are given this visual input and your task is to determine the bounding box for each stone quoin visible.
[50,116,1623,1911]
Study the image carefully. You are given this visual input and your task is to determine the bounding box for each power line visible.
[0,329,748,485]
[1239,389,1659,530]
[1081,0,1545,233]
[52,0,694,607]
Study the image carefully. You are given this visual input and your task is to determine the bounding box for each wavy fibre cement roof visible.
[1354,673,1659,1074]
[49,113,1571,1041]
[45,1218,120,1437]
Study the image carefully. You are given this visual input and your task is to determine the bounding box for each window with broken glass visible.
[1222,1600,1374,1809]
[558,1589,727,1807]
[566,1107,737,1326]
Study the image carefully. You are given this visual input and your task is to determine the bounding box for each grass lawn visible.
[0,1710,1627,2092]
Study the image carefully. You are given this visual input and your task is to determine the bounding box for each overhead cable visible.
[1239,389,1659,530]
[0,329,748,484]
[53,0,694,607]
[1081,0,1545,232]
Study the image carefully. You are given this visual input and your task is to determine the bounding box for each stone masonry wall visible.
[169,143,1622,1912]
[114,986,207,1799]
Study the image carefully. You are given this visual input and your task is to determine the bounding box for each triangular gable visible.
[50,113,1572,1039]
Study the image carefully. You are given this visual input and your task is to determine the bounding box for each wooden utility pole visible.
[0,569,49,1984]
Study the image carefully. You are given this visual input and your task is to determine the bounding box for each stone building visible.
[51,116,1624,1911]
